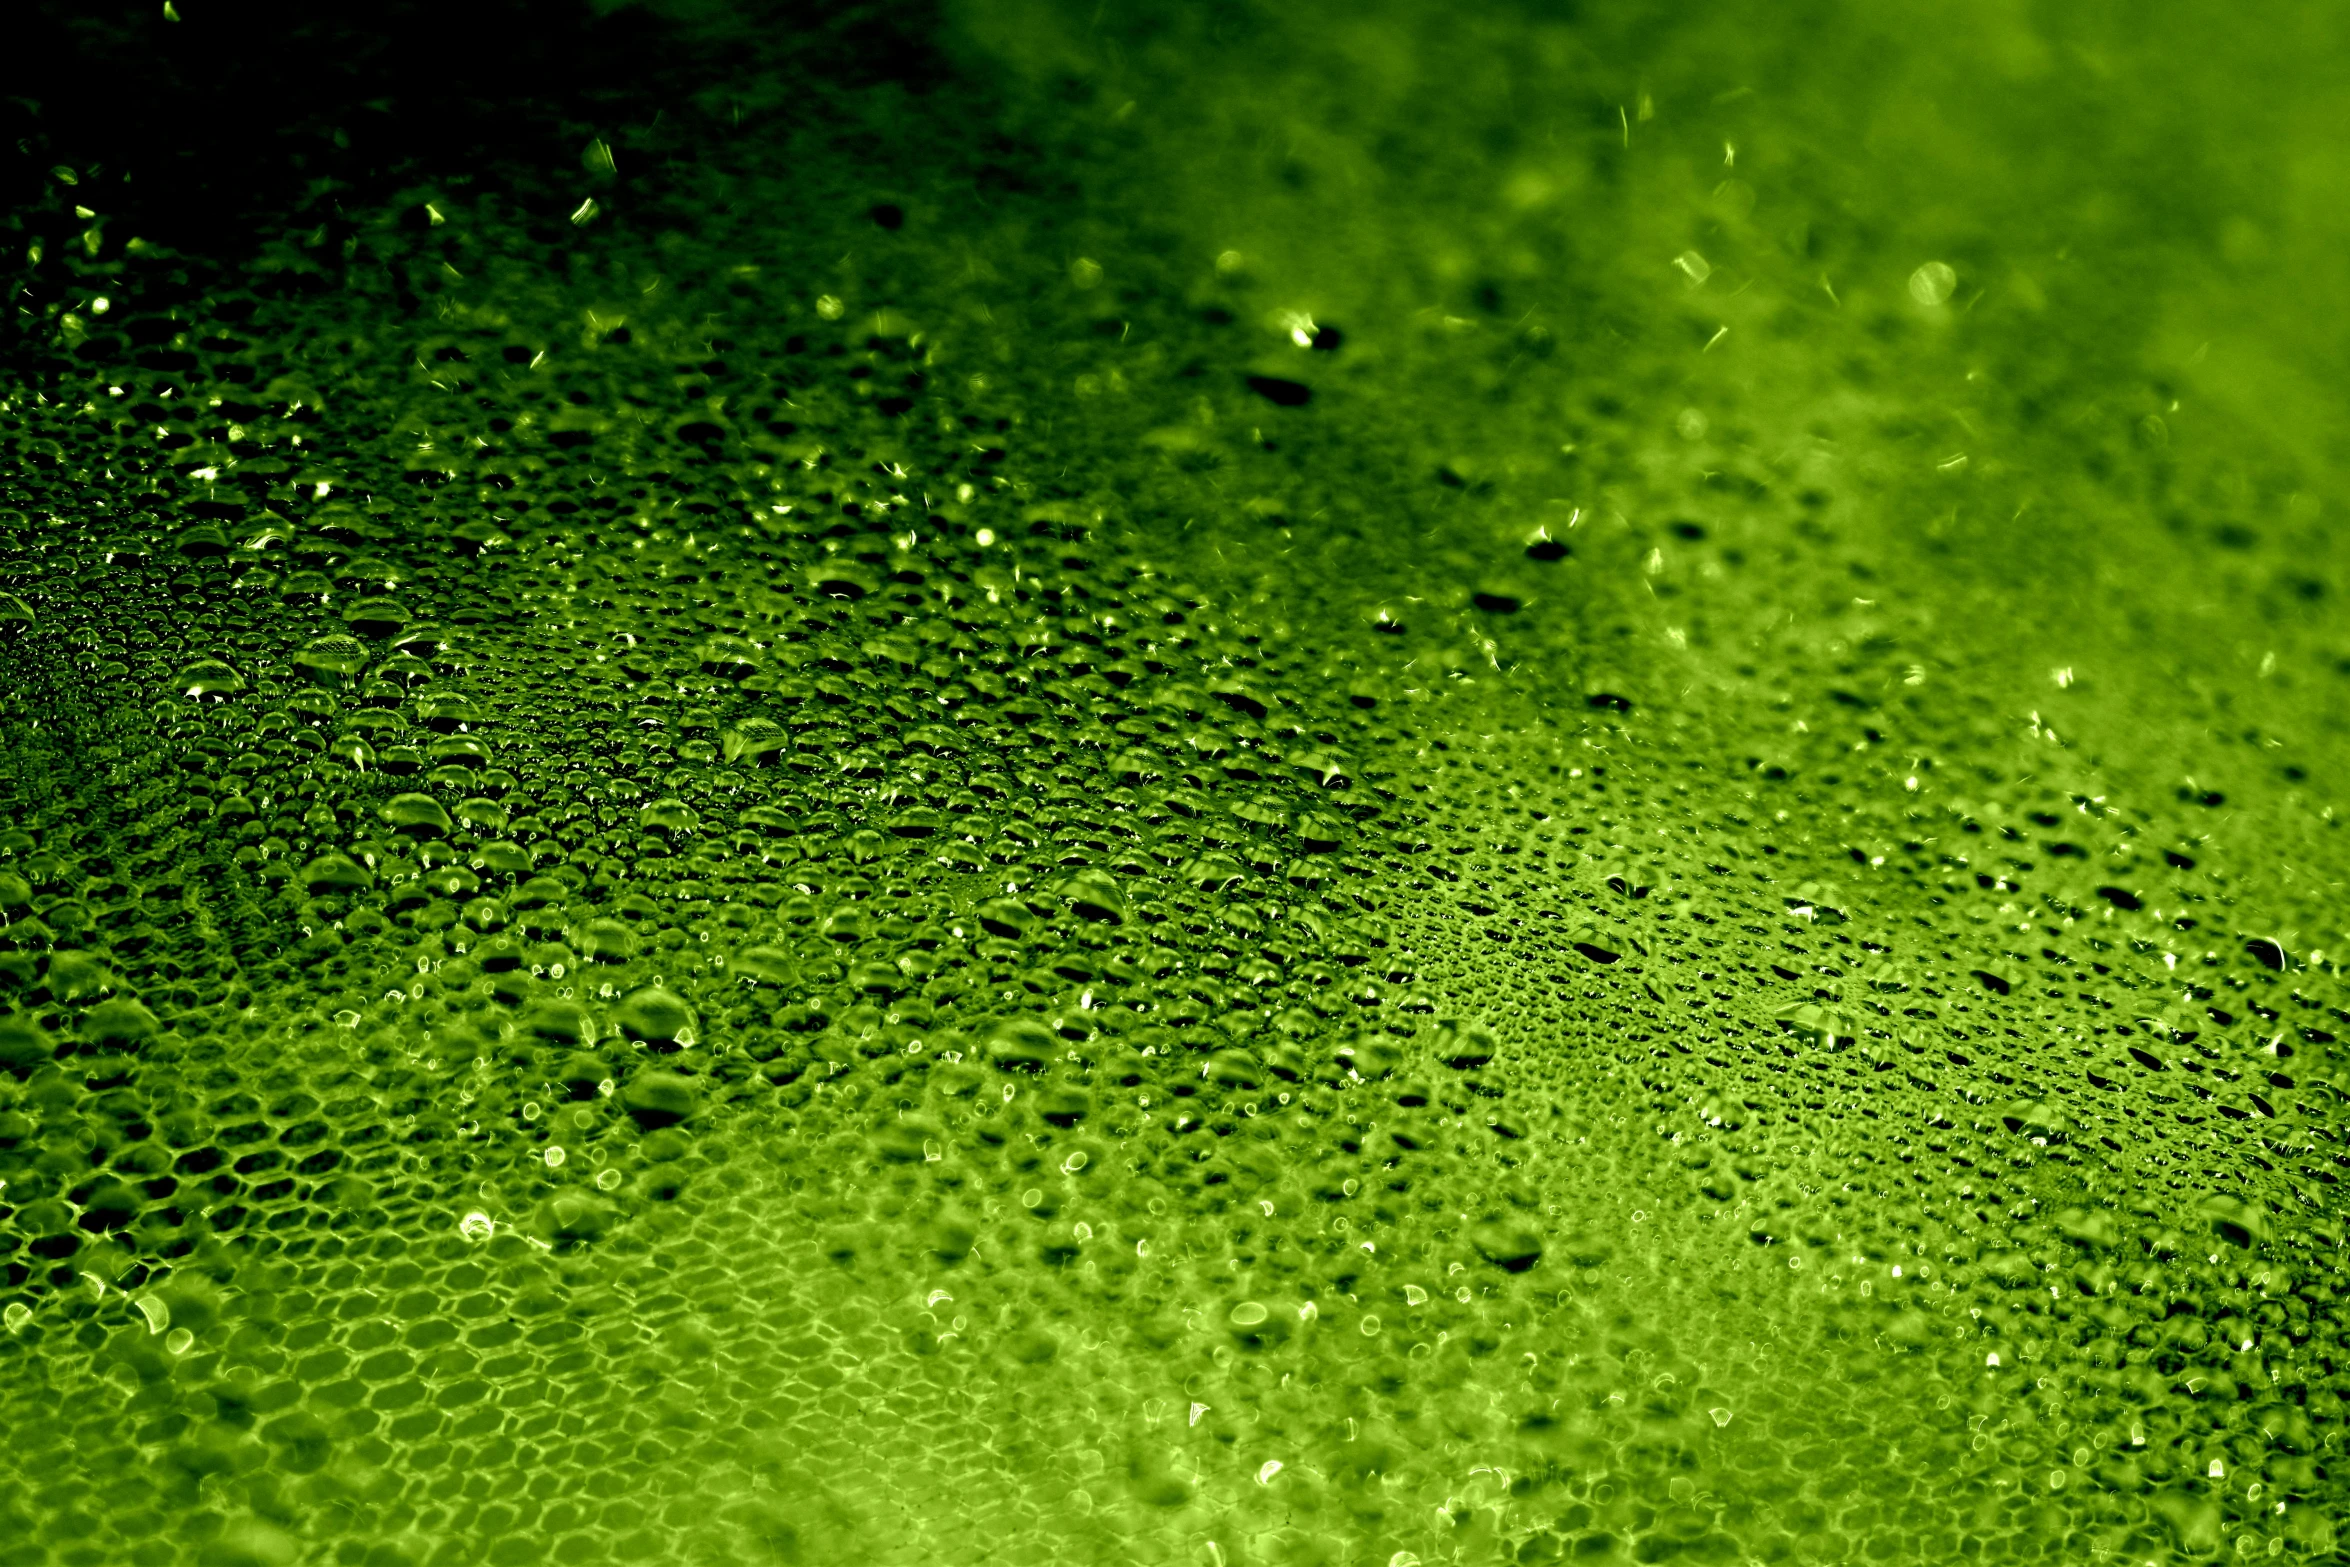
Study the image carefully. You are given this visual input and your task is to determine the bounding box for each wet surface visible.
[2,2,2348,1562]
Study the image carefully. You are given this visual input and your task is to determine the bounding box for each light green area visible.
[2,2,2349,1563]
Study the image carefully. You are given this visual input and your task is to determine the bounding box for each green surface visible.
[3,1,2350,1562]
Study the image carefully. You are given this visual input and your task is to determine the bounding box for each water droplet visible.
[175,658,246,699]
[1909,260,1957,306]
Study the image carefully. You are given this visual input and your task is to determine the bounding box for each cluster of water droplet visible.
[1,3,2347,1562]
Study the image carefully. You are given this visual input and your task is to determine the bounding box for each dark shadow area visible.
[0,0,952,325]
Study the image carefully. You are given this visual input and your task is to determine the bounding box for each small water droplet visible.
[1909,260,1957,306]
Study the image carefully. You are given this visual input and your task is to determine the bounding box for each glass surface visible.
[2,2,2347,1562]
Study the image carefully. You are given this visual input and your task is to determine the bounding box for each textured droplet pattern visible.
[2,1,2349,1565]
